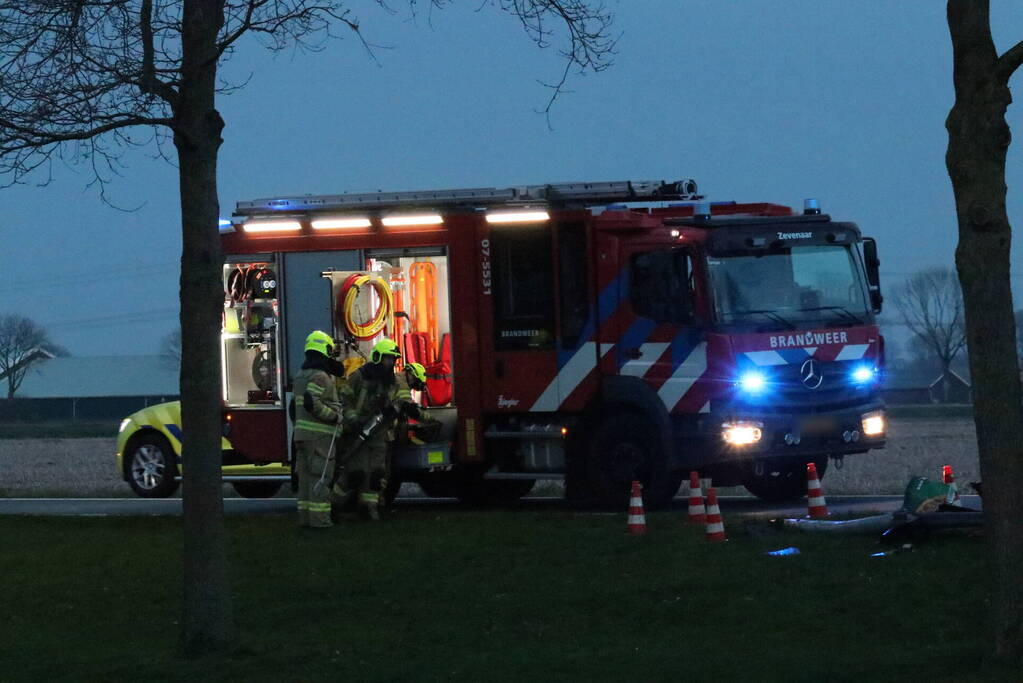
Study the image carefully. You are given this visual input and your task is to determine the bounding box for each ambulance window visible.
[630,249,692,323]
[491,224,555,351]
[558,222,588,348]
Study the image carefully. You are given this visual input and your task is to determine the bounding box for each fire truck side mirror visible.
[862,237,882,314]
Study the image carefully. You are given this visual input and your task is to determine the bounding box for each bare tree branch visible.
[892,267,967,373]
[0,314,64,398]
[998,39,1023,80]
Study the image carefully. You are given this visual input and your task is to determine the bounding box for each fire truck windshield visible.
[706,244,870,326]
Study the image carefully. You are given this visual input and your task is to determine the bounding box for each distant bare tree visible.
[0,0,614,656]
[0,314,66,398]
[159,327,182,373]
[891,267,967,402]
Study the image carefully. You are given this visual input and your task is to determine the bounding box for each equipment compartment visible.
[221,259,283,407]
[327,249,454,407]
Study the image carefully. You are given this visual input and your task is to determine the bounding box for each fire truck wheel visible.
[125,432,180,498]
[231,481,283,498]
[741,457,829,501]
[586,414,679,509]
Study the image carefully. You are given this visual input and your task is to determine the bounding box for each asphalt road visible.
[0,494,983,517]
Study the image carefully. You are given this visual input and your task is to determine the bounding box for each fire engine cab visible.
[118,177,887,506]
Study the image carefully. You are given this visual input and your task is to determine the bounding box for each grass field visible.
[0,510,1013,682]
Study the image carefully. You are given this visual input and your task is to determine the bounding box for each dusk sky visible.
[4,2,1023,357]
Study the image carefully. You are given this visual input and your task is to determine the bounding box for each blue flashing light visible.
[738,370,767,394]
[851,364,876,384]
[218,219,232,227]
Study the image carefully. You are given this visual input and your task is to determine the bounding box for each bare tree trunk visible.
[941,360,952,404]
[947,0,1023,662]
[175,0,232,656]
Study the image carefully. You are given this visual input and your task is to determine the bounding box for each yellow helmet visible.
[370,338,401,363]
[404,362,427,388]
[304,330,334,357]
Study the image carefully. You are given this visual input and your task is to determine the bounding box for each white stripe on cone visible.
[704,487,726,541]
[627,481,646,534]
[687,471,706,524]
[806,466,828,517]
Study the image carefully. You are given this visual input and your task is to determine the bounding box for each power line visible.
[43,308,178,331]
[7,262,178,293]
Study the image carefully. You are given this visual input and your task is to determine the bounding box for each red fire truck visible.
[118,178,886,506]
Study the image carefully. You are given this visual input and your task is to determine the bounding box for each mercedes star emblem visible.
[800,359,823,389]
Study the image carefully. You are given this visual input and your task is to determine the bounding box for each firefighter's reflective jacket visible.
[338,364,417,440]
[293,368,340,441]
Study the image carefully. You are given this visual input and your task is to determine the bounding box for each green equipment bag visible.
[903,476,955,515]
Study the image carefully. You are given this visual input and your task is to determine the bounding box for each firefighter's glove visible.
[399,401,422,421]
[326,357,346,377]
[382,404,399,421]
[303,392,315,413]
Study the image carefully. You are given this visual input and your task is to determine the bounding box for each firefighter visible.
[336,339,421,520]
[292,330,343,528]
[404,362,428,393]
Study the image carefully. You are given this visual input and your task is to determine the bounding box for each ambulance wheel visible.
[125,432,180,498]
[231,481,283,498]
[742,457,828,501]
[586,414,680,509]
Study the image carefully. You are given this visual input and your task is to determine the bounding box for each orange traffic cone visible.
[687,471,706,525]
[627,480,647,535]
[806,462,829,518]
[704,487,727,542]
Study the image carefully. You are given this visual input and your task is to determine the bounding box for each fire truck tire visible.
[231,481,283,498]
[586,414,680,509]
[741,457,829,501]
[125,432,180,498]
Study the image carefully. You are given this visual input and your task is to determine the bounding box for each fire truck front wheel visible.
[124,432,180,498]
[742,457,828,501]
[586,414,681,509]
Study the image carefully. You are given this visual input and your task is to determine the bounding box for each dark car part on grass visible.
[879,509,985,545]
[775,512,901,534]
[871,543,913,558]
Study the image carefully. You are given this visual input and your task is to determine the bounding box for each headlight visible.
[851,364,876,384]
[861,410,885,436]
[737,370,767,394]
[118,418,132,434]
[722,421,763,446]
